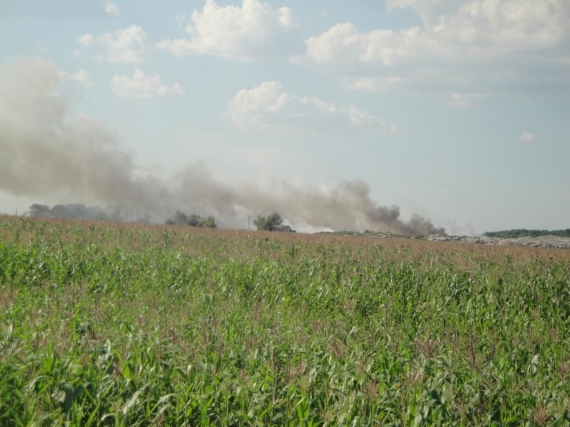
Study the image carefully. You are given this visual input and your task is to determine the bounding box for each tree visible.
[203,216,217,228]
[173,211,189,226]
[254,212,283,231]
[166,211,217,228]
[51,203,90,219]
[28,204,51,217]
[188,214,202,227]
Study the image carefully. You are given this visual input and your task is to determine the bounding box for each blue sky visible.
[0,0,569,234]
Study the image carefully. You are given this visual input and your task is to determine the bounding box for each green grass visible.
[1,216,570,426]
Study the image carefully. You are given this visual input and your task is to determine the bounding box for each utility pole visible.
[248,215,250,230]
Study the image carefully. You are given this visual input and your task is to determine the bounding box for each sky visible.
[0,0,569,234]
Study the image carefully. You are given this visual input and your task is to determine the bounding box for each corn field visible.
[1,216,570,426]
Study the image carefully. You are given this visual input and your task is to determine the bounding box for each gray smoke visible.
[0,58,444,235]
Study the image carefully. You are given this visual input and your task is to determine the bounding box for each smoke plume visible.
[0,58,444,235]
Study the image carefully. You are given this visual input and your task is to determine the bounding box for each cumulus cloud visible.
[426,0,570,59]
[71,69,95,89]
[519,131,537,142]
[77,33,94,47]
[104,2,120,16]
[301,0,570,95]
[305,22,421,67]
[307,0,570,65]
[228,81,393,133]
[76,25,149,62]
[156,0,301,60]
[228,82,290,129]
[111,68,183,98]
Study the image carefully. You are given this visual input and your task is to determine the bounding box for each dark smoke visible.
[0,58,445,235]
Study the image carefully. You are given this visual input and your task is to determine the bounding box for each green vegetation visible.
[165,211,217,228]
[253,212,283,231]
[483,229,570,238]
[1,216,570,426]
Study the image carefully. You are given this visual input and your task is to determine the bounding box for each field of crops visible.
[1,216,570,426]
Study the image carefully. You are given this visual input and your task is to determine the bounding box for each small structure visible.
[274,225,296,233]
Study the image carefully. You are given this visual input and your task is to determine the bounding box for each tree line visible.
[164,211,293,231]
[26,204,293,232]
[165,211,217,228]
[483,229,570,238]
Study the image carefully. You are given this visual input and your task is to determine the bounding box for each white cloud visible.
[448,92,492,108]
[344,76,409,92]
[307,1,570,66]
[228,81,392,133]
[385,0,449,23]
[306,0,570,66]
[71,70,95,89]
[77,34,94,47]
[449,92,470,108]
[111,68,184,98]
[228,81,289,129]
[432,0,570,53]
[386,0,442,10]
[301,0,570,95]
[519,131,537,142]
[104,2,121,16]
[305,22,421,67]
[76,25,149,62]
[156,0,300,60]
[298,96,388,131]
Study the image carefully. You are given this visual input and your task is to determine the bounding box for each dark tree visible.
[28,204,51,217]
[166,212,217,228]
[173,211,189,226]
[203,216,217,228]
[254,212,283,231]
[188,214,202,227]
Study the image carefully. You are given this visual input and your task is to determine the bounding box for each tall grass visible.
[1,216,569,426]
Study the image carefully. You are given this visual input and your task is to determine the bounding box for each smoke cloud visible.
[0,58,444,235]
